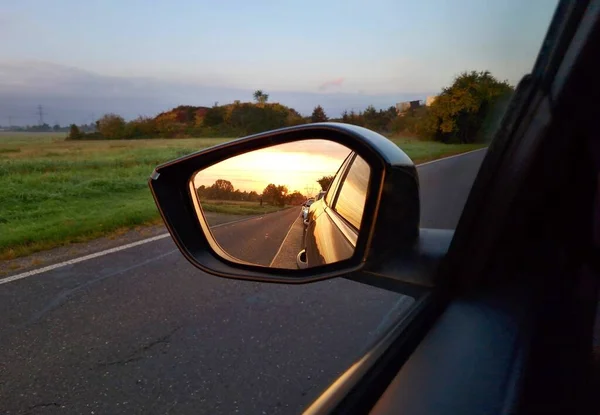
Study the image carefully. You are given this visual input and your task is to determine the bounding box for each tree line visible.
[196,172,335,207]
[67,92,307,141]
[196,179,306,207]
[321,71,514,143]
[67,70,514,144]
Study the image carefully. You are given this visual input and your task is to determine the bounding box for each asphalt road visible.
[210,207,301,266]
[0,149,486,415]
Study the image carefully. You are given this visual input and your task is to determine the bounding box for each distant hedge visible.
[69,103,307,140]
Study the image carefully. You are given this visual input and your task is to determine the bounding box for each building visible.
[396,100,423,113]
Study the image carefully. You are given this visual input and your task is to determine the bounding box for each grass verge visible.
[0,132,485,260]
[389,137,486,164]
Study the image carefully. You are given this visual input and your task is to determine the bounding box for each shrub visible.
[96,114,126,139]
[66,124,83,140]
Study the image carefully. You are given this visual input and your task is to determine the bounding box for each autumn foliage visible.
[78,71,513,143]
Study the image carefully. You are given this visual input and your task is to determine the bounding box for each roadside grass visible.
[0,132,486,260]
[0,133,230,260]
[201,200,289,216]
[389,137,486,164]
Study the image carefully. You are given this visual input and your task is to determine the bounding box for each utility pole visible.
[36,105,47,125]
[304,184,316,198]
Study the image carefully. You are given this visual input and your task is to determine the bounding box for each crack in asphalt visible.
[96,325,183,367]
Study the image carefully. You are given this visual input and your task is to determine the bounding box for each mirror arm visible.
[346,228,454,296]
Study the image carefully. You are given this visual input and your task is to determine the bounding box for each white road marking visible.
[0,234,171,286]
[269,213,303,267]
[416,147,487,167]
[1,149,488,285]
[0,215,265,285]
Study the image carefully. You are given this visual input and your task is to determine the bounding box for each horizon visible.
[193,140,351,194]
[1,0,557,126]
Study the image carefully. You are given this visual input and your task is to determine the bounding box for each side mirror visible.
[149,122,420,284]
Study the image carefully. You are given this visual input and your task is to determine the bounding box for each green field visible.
[0,132,485,260]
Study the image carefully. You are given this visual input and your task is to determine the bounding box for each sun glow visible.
[193,139,351,195]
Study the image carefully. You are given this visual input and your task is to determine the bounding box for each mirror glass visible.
[190,139,371,269]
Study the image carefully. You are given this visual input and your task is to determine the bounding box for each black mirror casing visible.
[149,122,419,284]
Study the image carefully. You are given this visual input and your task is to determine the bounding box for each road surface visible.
[210,207,301,266]
[0,149,486,415]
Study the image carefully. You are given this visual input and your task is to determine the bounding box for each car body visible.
[301,198,315,225]
[302,192,327,227]
[297,151,369,268]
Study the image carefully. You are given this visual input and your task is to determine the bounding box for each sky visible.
[0,0,558,125]
[193,140,352,194]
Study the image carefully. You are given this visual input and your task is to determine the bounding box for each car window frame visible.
[330,153,370,231]
[325,152,354,207]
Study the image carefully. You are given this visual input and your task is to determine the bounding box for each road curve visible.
[0,149,486,415]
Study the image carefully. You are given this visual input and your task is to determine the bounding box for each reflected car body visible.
[299,152,369,267]
[301,198,315,225]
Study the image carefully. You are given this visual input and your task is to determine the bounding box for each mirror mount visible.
[349,228,454,297]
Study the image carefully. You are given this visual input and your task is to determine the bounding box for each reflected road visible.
[210,207,300,266]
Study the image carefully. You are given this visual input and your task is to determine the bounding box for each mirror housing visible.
[149,122,419,283]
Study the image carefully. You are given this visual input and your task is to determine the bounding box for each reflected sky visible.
[194,139,351,195]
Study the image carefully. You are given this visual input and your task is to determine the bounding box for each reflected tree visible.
[286,191,305,206]
[317,175,334,191]
[197,180,270,202]
[262,183,289,207]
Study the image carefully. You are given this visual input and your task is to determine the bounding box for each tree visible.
[427,70,514,143]
[228,102,289,134]
[362,105,380,130]
[209,179,235,199]
[125,116,157,139]
[262,183,288,206]
[386,106,398,118]
[196,185,207,199]
[203,104,226,127]
[345,109,364,126]
[96,113,126,139]
[286,191,306,206]
[67,124,82,140]
[341,110,349,123]
[311,105,328,123]
[253,90,269,105]
[317,175,334,191]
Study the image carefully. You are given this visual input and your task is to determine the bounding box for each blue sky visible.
[0,0,558,124]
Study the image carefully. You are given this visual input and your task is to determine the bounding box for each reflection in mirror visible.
[189,139,371,269]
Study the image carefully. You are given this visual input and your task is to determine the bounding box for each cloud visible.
[318,77,345,91]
